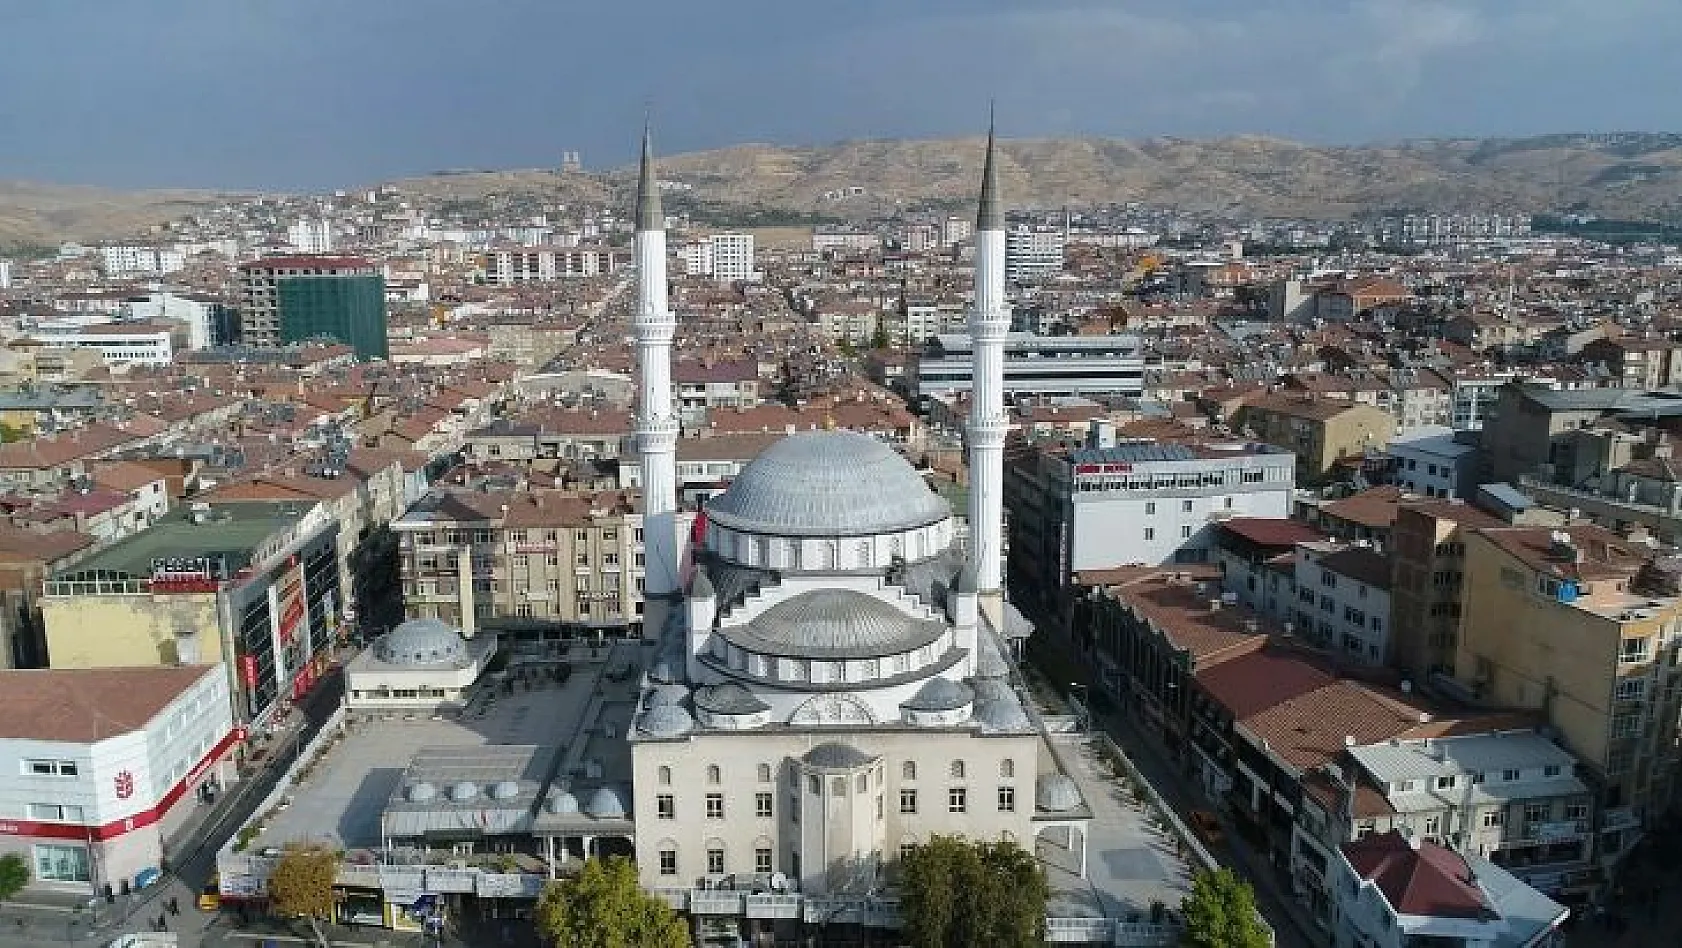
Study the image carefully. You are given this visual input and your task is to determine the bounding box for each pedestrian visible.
[169,896,180,916]
[159,912,169,931]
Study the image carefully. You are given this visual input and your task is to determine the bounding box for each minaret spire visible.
[977,102,1002,231]
[967,106,1009,605]
[635,117,663,232]
[632,118,680,597]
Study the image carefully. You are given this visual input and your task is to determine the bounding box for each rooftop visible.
[51,501,311,581]
[0,665,215,742]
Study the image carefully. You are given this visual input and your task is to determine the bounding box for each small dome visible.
[406,782,437,803]
[693,682,770,715]
[637,704,695,738]
[585,787,626,819]
[802,742,876,771]
[1037,774,1083,813]
[901,677,975,712]
[376,618,468,667]
[546,791,579,815]
[647,684,689,707]
[448,781,478,803]
[490,780,521,801]
[724,589,944,659]
[973,698,1031,732]
[705,431,950,539]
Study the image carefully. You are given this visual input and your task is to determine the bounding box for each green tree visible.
[870,325,892,351]
[1180,867,1270,948]
[901,835,1046,948]
[0,852,28,902]
[533,856,687,948]
[267,844,339,947]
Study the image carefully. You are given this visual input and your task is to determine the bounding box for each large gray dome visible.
[376,618,468,666]
[705,431,950,538]
[585,787,627,819]
[722,589,946,660]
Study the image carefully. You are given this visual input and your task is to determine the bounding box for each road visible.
[3,668,348,948]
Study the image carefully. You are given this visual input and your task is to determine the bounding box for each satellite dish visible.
[769,872,788,893]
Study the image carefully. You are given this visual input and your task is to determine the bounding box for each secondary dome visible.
[585,787,626,819]
[376,618,467,667]
[704,431,950,538]
[722,589,946,660]
[1037,774,1083,813]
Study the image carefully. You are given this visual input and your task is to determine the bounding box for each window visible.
[1471,772,1485,785]
[1482,809,1504,828]
[1612,710,1641,739]
[997,787,1016,812]
[1000,758,1015,779]
[27,803,83,822]
[808,775,821,795]
[706,793,724,819]
[832,777,847,797]
[755,847,773,875]
[1435,776,1455,791]
[33,844,89,883]
[948,788,967,813]
[900,789,918,814]
[1423,816,1441,837]
[1620,637,1652,664]
[706,764,721,785]
[658,849,677,876]
[950,760,965,780]
[1502,769,1520,782]
[1145,502,1156,515]
[706,847,725,875]
[1524,802,1551,825]
[1395,780,1416,792]
[1321,570,1338,588]
[1565,800,1589,822]
[900,842,917,862]
[657,794,674,819]
[1180,525,1192,539]
[756,792,774,818]
[857,774,869,793]
[22,760,77,777]
[1143,527,1155,541]
[757,762,773,783]
[1544,765,1562,778]
[657,766,671,786]
[1616,678,1647,701]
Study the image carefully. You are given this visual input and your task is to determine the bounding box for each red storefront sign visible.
[275,563,306,645]
[1073,462,1134,476]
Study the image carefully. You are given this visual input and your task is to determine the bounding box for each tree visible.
[901,835,1047,948]
[267,844,339,948]
[0,852,28,902]
[533,856,687,948]
[1180,867,1270,948]
[870,325,892,351]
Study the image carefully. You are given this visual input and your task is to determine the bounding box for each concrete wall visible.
[43,593,222,669]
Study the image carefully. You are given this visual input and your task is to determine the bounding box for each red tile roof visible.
[1343,831,1494,920]
[1219,518,1327,548]
[0,665,215,742]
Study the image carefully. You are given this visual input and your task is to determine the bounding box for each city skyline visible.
[2,0,1680,191]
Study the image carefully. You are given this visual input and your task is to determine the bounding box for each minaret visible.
[967,114,1008,601]
[633,124,680,596]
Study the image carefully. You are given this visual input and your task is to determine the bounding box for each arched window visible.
[949,760,965,780]
[706,764,721,785]
[757,762,772,783]
[902,761,916,781]
[657,766,672,786]
[1000,758,1015,779]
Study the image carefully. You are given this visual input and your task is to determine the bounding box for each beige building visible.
[393,488,647,635]
[1239,395,1396,484]
[1452,525,1682,860]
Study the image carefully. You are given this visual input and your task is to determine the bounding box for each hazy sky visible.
[3,0,1678,191]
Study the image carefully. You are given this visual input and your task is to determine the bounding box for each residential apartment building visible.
[238,255,389,359]
[1451,525,1682,861]
[1289,542,1392,665]
[480,246,625,284]
[392,488,647,636]
[1389,502,1504,681]
[98,245,185,277]
[709,232,755,283]
[1579,335,1682,390]
[1238,395,1396,484]
[286,218,335,254]
[1004,226,1065,282]
[1212,518,1327,621]
[1387,427,1478,500]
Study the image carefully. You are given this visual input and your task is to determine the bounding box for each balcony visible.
[744,894,802,919]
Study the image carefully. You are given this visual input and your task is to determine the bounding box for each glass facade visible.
[34,843,90,883]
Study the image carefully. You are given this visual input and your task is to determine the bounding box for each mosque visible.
[624,122,1092,933]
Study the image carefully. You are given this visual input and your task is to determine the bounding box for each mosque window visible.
[856,540,872,567]
[707,765,721,785]
[1000,759,1015,778]
[950,760,966,780]
[658,766,672,786]
[757,763,772,783]
[902,761,916,781]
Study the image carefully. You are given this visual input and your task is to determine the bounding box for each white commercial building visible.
[1059,431,1297,571]
[98,245,185,277]
[1004,227,1064,282]
[30,321,175,366]
[481,246,624,284]
[678,241,713,277]
[914,333,1147,401]
[0,665,238,894]
[1289,541,1393,665]
[122,292,229,350]
[0,258,11,289]
[709,233,756,283]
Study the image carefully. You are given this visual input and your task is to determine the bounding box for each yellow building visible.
[1453,524,1682,858]
[1238,395,1395,484]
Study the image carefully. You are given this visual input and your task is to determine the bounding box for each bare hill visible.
[0,181,238,249]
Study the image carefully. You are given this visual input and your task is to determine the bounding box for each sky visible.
[2,0,1679,192]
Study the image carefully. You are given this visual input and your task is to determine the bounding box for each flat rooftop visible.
[51,501,309,580]
[255,639,644,852]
